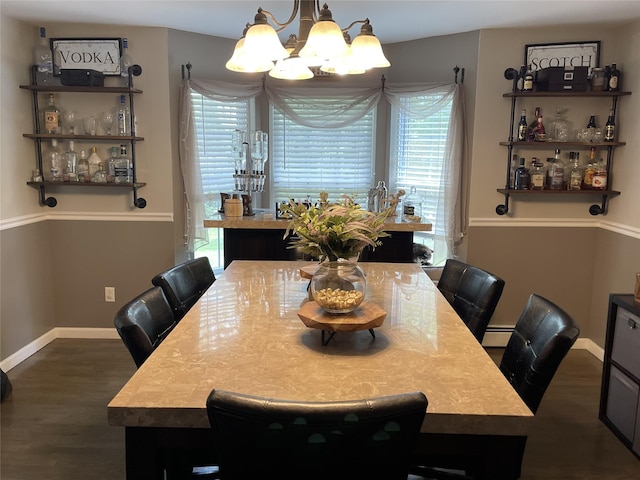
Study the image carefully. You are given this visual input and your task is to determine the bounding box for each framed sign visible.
[525,41,600,75]
[51,38,122,75]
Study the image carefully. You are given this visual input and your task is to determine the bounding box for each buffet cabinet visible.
[599,294,640,459]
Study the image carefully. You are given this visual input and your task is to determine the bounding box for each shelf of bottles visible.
[22,62,146,209]
[495,66,630,216]
[231,130,268,216]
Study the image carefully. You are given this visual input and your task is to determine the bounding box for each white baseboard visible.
[1,327,119,372]
[1,326,603,372]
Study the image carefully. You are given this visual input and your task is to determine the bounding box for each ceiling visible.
[3,0,640,44]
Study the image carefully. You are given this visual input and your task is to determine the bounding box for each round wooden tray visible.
[297,301,386,332]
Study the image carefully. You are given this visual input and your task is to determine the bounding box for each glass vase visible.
[311,261,366,314]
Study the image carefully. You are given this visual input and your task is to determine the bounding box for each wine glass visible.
[63,110,78,134]
[101,111,115,135]
[83,116,97,136]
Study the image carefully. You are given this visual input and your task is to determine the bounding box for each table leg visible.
[125,427,164,480]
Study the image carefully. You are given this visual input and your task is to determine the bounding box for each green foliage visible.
[281,194,392,262]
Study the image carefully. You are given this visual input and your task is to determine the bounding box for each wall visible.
[2,10,639,364]
[466,23,640,348]
[0,17,176,362]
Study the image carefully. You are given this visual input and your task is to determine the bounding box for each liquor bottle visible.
[77,149,90,182]
[607,63,620,92]
[568,152,583,191]
[33,27,52,74]
[533,115,546,141]
[517,109,527,141]
[516,65,526,91]
[586,115,597,129]
[509,153,518,188]
[43,93,61,134]
[92,163,108,183]
[88,146,102,177]
[592,157,608,190]
[547,149,564,190]
[583,147,597,189]
[604,109,615,142]
[106,146,119,182]
[120,38,133,87]
[115,144,132,184]
[514,158,530,190]
[527,107,541,141]
[116,95,131,136]
[522,64,534,92]
[43,139,63,181]
[530,160,545,190]
[64,140,78,182]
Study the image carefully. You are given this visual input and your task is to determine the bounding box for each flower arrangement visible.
[281,193,392,262]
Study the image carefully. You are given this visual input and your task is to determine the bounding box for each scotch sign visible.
[51,38,122,75]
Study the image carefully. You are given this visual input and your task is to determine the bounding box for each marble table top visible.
[108,261,532,435]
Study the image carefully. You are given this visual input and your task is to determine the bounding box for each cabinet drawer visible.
[611,307,640,379]
[606,366,639,442]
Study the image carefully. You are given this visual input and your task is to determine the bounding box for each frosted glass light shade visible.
[299,20,348,63]
[320,47,366,75]
[243,23,289,61]
[226,37,275,73]
[269,56,314,80]
[350,33,390,69]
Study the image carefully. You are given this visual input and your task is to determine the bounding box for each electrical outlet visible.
[105,287,116,303]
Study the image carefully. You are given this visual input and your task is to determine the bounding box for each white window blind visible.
[190,91,250,271]
[270,101,375,204]
[389,93,453,265]
[190,92,250,212]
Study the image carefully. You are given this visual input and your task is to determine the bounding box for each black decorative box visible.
[60,69,105,87]
[535,66,588,92]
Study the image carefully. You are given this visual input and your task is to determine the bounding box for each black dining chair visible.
[437,259,505,343]
[152,257,215,322]
[411,293,580,480]
[206,389,428,480]
[114,286,177,368]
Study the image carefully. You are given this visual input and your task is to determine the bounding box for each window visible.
[389,92,454,266]
[270,101,375,204]
[190,91,250,271]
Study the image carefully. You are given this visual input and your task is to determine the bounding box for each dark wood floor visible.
[1,339,639,479]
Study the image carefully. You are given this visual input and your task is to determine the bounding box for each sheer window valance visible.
[179,77,466,260]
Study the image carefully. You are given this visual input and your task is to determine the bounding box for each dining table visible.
[108,260,533,479]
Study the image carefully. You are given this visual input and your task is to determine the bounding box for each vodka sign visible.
[51,38,122,75]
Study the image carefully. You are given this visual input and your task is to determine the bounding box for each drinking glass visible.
[101,111,115,135]
[83,116,97,136]
[63,110,78,134]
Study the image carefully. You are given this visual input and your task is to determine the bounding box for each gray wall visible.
[1,8,639,364]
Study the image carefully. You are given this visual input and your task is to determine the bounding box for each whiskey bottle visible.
[527,107,541,141]
[607,63,620,91]
[604,109,615,142]
[517,109,527,141]
[583,147,597,189]
[92,163,108,183]
[592,157,608,190]
[547,149,564,190]
[514,158,530,190]
[530,160,545,190]
[522,64,534,92]
[43,93,60,134]
[568,152,583,191]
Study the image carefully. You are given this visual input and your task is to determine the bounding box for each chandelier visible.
[226,0,391,80]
